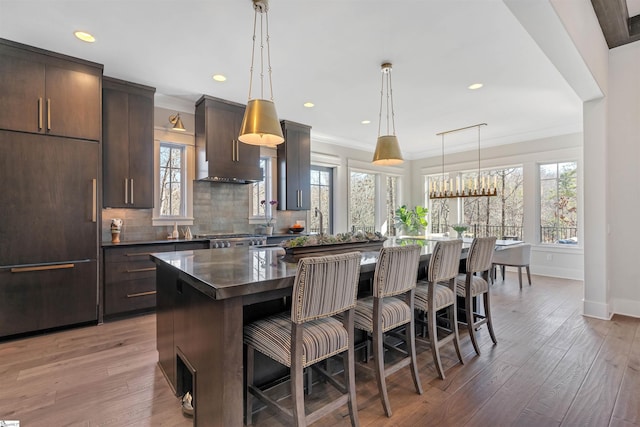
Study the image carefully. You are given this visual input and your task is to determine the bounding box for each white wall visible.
[607,42,640,317]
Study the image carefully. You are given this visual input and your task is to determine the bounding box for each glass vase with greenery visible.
[394,205,428,236]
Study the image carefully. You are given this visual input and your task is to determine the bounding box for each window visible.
[462,167,524,239]
[159,144,184,216]
[385,175,399,236]
[153,129,194,226]
[349,171,376,233]
[251,156,276,225]
[310,166,333,234]
[540,162,578,244]
[427,166,524,239]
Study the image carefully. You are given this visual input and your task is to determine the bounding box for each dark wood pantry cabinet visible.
[277,120,311,210]
[102,77,156,208]
[195,95,262,183]
[0,38,101,141]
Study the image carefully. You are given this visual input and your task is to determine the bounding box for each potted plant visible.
[394,205,428,236]
[260,199,278,235]
[450,224,469,238]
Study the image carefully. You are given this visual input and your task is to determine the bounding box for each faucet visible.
[314,207,324,236]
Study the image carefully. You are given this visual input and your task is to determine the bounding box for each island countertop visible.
[149,238,465,301]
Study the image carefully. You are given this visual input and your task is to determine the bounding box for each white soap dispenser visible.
[172,222,179,239]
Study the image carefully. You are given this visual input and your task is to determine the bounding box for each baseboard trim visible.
[611,298,640,319]
[582,299,611,319]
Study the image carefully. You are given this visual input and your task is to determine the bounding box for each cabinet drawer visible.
[174,241,210,251]
[104,259,157,284]
[104,277,156,316]
[105,244,175,263]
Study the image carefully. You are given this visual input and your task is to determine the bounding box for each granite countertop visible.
[150,238,467,300]
[102,238,209,247]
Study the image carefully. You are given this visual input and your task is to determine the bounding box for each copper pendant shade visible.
[238,99,284,146]
[372,62,404,165]
[239,0,284,146]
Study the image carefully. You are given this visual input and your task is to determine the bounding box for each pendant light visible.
[238,0,284,146]
[372,62,404,165]
[429,123,497,199]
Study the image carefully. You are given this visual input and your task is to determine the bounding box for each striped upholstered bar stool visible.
[414,239,464,379]
[244,252,362,427]
[353,245,422,417]
[456,236,497,355]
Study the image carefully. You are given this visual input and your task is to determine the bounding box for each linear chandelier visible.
[429,123,497,199]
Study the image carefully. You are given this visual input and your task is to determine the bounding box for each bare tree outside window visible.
[540,162,578,244]
[349,171,376,233]
[159,144,183,216]
[310,166,333,234]
[252,158,268,217]
[462,167,524,239]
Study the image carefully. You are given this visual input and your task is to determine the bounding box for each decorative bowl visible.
[289,227,305,233]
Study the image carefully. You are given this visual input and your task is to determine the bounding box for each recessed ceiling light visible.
[468,83,483,90]
[212,74,227,82]
[74,31,95,43]
[303,102,314,108]
[361,120,371,125]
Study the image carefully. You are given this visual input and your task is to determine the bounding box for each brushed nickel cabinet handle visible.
[231,140,236,161]
[92,179,97,222]
[126,267,156,273]
[38,98,43,130]
[11,263,75,273]
[236,140,240,162]
[126,290,156,298]
[124,178,129,204]
[46,98,51,131]
[130,178,134,205]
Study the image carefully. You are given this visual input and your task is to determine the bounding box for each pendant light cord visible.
[247,3,275,101]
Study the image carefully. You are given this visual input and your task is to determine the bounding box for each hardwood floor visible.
[1,273,638,426]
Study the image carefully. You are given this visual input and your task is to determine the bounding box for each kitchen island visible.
[151,239,463,426]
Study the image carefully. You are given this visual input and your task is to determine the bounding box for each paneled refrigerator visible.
[0,130,99,338]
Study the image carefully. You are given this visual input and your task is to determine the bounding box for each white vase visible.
[265,226,273,236]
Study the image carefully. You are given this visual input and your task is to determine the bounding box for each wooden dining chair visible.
[456,236,497,356]
[244,252,362,427]
[353,245,422,417]
[414,239,464,379]
[491,243,532,289]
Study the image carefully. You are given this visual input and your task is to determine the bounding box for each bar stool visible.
[414,239,464,379]
[244,252,362,427]
[456,236,497,356]
[353,245,422,417]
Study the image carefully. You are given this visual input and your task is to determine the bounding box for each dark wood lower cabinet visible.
[0,260,97,338]
[103,241,209,318]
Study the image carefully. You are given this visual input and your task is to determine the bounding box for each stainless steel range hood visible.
[195,95,263,184]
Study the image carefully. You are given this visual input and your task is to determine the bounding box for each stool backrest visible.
[373,245,421,298]
[427,240,463,282]
[466,236,497,274]
[291,251,362,324]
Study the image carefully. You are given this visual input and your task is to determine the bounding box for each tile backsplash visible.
[101,181,306,242]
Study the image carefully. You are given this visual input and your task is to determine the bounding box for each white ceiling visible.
[0,0,584,159]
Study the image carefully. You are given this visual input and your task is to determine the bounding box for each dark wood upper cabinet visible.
[278,120,311,210]
[0,38,101,141]
[102,77,155,208]
[195,95,261,183]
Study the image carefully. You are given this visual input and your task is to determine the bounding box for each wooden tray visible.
[284,240,384,260]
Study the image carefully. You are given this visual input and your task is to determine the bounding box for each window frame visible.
[249,152,276,225]
[310,165,334,234]
[152,129,195,226]
[538,160,579,246]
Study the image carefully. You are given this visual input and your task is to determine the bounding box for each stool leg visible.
[526,265,532,285]
[466,293,481,356]
[292,326,306,426]
[245,344,255,426]
[343,311,360,427]
[483,291,497,345]
[373,327,392,417]
[451,301,464,365]
[428,305,445,379]
[518,266,523,289]
[407,318,422,394]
